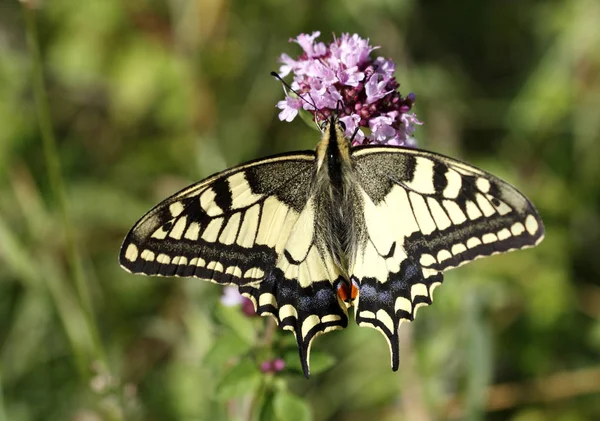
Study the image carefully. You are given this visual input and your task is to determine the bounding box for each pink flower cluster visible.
[260,358,286,373]
[276,32,422,146]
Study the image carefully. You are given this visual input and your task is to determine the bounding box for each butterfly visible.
[120,117,544,377]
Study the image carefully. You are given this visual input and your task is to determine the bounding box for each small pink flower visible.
[272,358,285,372]
[369,115,396,143]
[338,66,364,87]
[291,31,326,58]
[221,286,245,306]
[260,360,272,373]
[365,73,392,104]
[221,286,256,316]
[276,96,303,122]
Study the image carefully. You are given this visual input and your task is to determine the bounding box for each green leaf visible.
[203,332,253,366]
[283,351,303,373]
[298,109,320,130]
[283,350,336,375]
[214,303,257,344]
[257,392,278,421]
[273,391,312,421]
[306,351,336,375]
[215,360,261,401]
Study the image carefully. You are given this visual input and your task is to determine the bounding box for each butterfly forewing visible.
[349,146,544,369]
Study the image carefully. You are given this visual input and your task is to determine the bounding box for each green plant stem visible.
[22,4,105,375]
[0,369,7,421]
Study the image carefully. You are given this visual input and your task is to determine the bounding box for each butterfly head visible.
[318,114,347,137]
[315,114,353,171]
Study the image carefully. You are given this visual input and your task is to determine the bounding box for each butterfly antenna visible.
[270,71,326,126]
[349,126,360,143]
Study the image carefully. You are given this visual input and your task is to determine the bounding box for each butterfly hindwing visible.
[350,146,544,369]
[350,179,444,370]
[119,152,347,377]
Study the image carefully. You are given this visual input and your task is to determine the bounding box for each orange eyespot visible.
[336,279,360,303]
[336,281,350,302]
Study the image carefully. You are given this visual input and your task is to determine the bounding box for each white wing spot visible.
[511,222,525,236]
[465,201,483,220]
[476,194,496,217]
[443,200,467,224]
[228,173,264,209]
[169,201,184,217]
[525,214,539,235]
[482,233,497,244]
[437,249,452,263]
[394,296,412,313]
[236,204,260,248]
[420,254,436,266]
[376,310,394,332]
[141,249,155,261]
[184,222,201,241]
[302,314,320,338]
[219,213,241,245]
[410,283,428,301]
[151,226,169,240]
[451,243,467,255]
[168,216,188,240]
[225,266,243,278]
[171,256,188,266]
[125,244,138,262]
[259,293,277,308]
[489,196,512,215]
[410,192,436,235]
[428,198,451,230]
[244,267,265,279]
[360,310,376,319]
[443,169,462,198]
[321,314,342,323]
[189,257,206,267]
[279,304,298,320]
[157,254,171,265]
[497,228,511,240]
[406,157,435,194]
[467,237,482,248]
[476,178,491,193]
[201,217,224,242]
[199,188,222,217]
[207,261,224,273]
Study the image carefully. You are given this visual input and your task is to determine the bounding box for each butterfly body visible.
[120,118,544,377]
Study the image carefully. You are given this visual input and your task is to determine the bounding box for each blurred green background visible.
[1,0,599,420]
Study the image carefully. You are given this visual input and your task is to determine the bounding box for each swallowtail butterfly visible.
[120,118,544,377]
